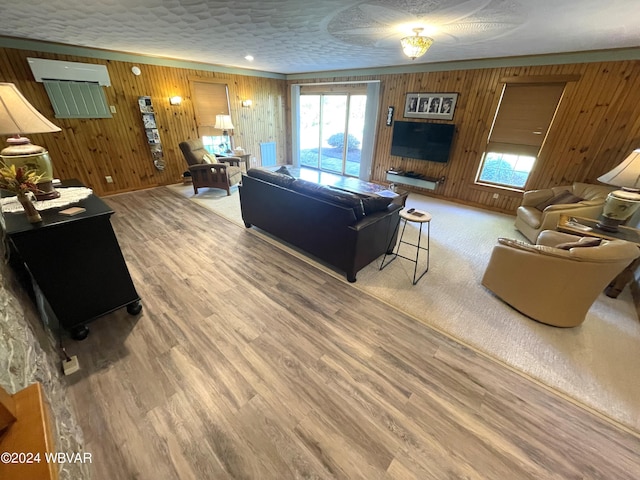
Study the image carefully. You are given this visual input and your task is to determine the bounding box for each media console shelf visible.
[386,170,441,191]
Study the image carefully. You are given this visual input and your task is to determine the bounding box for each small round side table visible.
[380,208,432,285]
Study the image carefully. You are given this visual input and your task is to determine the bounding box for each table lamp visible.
[0,83,61,200]
[597,148,640,231]
[214,114,234,153]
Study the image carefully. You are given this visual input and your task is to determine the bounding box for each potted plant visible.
[0,161,43,223]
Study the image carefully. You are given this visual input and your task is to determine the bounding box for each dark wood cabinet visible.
[1,182,141,338]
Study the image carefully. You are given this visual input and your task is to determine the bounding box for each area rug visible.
[168,183,640,433]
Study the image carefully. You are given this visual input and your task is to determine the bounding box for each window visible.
[476,83,565,190]
[191,80,230,155]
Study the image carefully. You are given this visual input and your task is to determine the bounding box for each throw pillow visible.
[497,237,571,258]
[275,166,295,178]
[555,237,602,250]
[247,168,296,188]
[202,153,217,164]
[535,191,583,211]
[361,195,393,215]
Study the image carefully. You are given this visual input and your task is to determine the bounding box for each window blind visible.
[192,81,229,137]
[487,83,565,153]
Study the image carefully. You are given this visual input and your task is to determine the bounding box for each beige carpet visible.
[169,182,640,433]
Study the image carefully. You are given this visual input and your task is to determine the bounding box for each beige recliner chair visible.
[515,183,614,243]
[179,139,242,195]
[482,230,639,327]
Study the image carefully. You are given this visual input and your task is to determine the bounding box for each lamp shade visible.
[0,83,61,137]
[401,28,434,60]
[597,149,640,189]
[0,83,61,200]
[214,114,234,131]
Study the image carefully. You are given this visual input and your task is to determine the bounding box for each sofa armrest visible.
[350,204,402,231]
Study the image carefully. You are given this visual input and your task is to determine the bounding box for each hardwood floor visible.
[65,186,640,479]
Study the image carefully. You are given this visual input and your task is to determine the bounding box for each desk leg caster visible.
[71,325,90,341]
[127,300,143,315]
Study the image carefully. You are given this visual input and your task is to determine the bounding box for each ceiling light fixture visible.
[400,27,434,60]
[244,55,254,62]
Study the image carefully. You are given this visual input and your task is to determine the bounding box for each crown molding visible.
[285,48,640,80]
[0,36,285,80]
[1,36,638,82]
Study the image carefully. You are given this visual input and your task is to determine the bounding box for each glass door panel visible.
[299,95,321,169]
[320,95,347,174]
[345,95,366,177]
[299,92,366,177]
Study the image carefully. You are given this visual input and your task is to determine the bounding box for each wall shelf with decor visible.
[137,96,165,171]
[386,170,443,191]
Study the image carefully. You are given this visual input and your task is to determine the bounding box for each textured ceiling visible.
[1,0,640,74]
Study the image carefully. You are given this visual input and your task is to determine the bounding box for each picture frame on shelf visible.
[404,92,458,120]
[142,113,156,129]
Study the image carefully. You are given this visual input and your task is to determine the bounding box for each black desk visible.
[1,181,141,339]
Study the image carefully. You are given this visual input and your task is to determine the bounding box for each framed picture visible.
[142,113,157,129]
[404,92,458,120]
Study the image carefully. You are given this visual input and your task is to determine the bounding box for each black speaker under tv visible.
[390,121,455,163]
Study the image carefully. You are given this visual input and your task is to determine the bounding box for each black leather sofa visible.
[239,168,402,282]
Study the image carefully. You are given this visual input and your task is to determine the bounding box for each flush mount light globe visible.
[401,27,434,60]
[131,66,141,76]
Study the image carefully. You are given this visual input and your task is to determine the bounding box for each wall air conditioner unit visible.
[27,57,111,86]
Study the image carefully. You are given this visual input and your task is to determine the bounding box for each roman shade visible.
[191,81,229,137]
[487,83,565,154]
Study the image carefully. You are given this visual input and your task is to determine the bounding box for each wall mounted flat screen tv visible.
[390,121,455,163]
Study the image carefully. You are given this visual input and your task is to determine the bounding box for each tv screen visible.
[390,121,455,163]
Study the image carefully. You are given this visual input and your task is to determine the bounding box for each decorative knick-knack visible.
[17,192,42,223]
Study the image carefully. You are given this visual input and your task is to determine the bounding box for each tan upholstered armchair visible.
[179,139,242,195]
[482,230,639,327]
[515,183,614,243]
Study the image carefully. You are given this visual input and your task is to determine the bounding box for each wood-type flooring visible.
[65,186,640,479]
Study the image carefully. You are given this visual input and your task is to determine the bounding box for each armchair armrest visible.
[217,156,241,167]
[189,163,231,174]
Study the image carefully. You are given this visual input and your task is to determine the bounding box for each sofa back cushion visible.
[291,179,365,218]
[535,190,583,211]
[247,168,296,188]
[573,182,614,201]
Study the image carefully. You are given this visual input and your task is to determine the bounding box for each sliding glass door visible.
[299,92,366,177]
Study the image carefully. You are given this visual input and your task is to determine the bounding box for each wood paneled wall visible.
[289,60,640,213]
[2,42,638,213]
[0,47,287,196]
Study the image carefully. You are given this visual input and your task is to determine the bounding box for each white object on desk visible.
[0,187,92,213]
